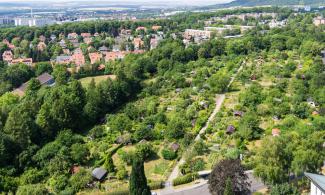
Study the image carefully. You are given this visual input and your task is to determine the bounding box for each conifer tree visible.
[129,157,151,195]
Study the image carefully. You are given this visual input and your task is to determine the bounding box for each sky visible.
[0,0,233,6]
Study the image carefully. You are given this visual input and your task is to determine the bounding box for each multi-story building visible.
[0,17,14,26]
[15,18,55,27]
[184,29,212,39]
[314,16,325,26]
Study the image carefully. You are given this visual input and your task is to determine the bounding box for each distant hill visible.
[210,0,325,8]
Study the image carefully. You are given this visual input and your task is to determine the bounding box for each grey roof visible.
[37,73,54,85]
[99,46,109,51]
[234,110,244,116]
[305,172,325,193]
[14,72,54,95]
[226,125,236,134]
[170,143,180,151]
[56,55,71,62]
[92,167,107,180]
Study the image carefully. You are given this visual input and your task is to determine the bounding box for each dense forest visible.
[0,7,324,195]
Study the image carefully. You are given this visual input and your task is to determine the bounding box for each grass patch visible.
[79,75,116,87]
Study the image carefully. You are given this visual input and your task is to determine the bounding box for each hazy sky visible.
[0,0,233,6]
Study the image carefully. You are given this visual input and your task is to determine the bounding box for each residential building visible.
[0,17,14,26]
[72,50,85,66]
[133,38,144,50]
[314,16,325,26]
[152,25,162,31]
[305,172,325,195]
[120,29,132,35]
[99,46,109,53]
[70,39,80,48]
[13,72,55,96]
[59,39,67,48]
[269,19,287,28]
[3,39,15,49]
[272,128,281,136]
[9,58,33,66]
[14,17,55,27]
[105,51,126,61]
[68,33,78,40]
[63,49,71,55]
[81,33,92,38]
[37,42,47,51]
[92,167,107,181]
[2,50,13,63]
[184,29,212,39]
[83,37,92,45]
[39,35,46,42]
[55,55,72,64]
[136,26,147,31]
[150,38,161,50]
[89,52,102,64]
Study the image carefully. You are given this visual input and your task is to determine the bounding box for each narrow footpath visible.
[159,62,245,194]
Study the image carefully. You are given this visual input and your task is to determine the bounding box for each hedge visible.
[107,189,129,195]
[172,173,199,186]
[161,148,177,160]
[149,181,164,190]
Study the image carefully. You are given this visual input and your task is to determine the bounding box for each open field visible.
[79,75,117,87]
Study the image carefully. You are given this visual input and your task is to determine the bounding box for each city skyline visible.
[0,0,233,6]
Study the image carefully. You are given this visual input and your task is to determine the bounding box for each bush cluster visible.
[172,173,199,186]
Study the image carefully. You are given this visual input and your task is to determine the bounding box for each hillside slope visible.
[211,0,325,8]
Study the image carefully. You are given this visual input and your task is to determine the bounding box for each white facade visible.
[306,172,325,195]
[311,182,325,195]
[15,18,55,27]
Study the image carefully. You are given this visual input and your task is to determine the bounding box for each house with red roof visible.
[105,51,126,62]
[9,58,33,66]
[133,38,144,50]
[68,33,78,40]
[3,39,15,50]
[2,50,13,63]
[83,37,93,45]
[152,25,162,31]
[120,29,132,35]
[37,42,47,51]
[72,51,85,67]
[272,128,281,136]
[136,26,147,31]
[89,52,103,64]
[81,33,92,38]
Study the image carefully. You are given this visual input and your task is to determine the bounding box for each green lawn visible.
[79,75,116,87]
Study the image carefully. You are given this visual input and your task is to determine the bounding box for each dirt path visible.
[162,62,245,193]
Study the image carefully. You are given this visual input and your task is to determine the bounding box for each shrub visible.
[191,158,206,172]
[117,149,134,165]
[135,142,156,161]
[172,173,199,186]
[116,165,128,180]
[16,184,48,195]
[149,181,164,190]
[161,148,177,160]
[107,189,129,195]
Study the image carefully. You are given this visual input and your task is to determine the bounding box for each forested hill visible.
[214,0,325,8]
